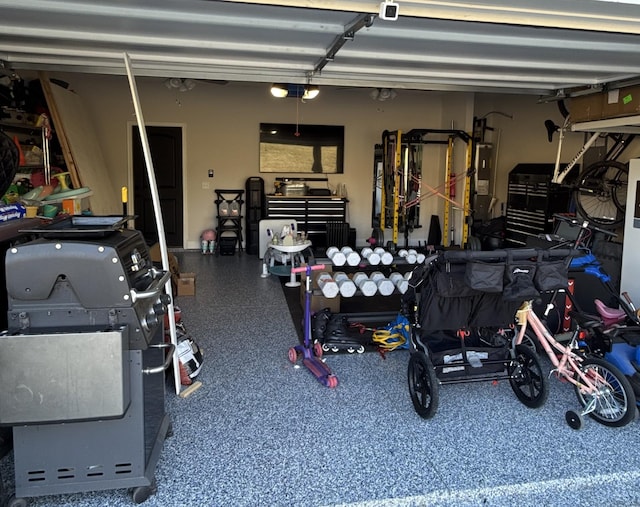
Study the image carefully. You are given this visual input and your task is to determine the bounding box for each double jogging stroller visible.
[403,247,574,419]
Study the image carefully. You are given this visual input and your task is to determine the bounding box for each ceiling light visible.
[270,83,289,98]
[270,83,320,100]
[164,77,196,92]
[303,85,320,100]
[370,88,397,101]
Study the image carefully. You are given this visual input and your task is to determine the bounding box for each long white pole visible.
[123,52,181,395]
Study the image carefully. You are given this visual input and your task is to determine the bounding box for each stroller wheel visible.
[407,352,439,419]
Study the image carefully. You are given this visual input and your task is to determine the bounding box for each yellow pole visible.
[461,135,474,247]
[392,130,402,246]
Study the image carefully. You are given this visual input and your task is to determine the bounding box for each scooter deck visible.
[302,356,336,383]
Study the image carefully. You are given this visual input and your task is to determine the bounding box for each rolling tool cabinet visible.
[265,195,347,248]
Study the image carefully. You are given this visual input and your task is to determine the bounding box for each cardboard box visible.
[61,198,82,215]
[602,85,640,119]
[572,85,640,123]
[300,288,340,314]
[178,272,196,296]
[149,243,180,295]
[570,93,604,123]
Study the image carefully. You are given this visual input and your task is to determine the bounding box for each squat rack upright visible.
[379,129,475,249]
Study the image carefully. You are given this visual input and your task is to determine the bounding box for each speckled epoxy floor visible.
[3,251,640,507]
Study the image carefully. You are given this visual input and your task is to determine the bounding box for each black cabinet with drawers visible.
[505,163,575,247]
[265,195,348,248]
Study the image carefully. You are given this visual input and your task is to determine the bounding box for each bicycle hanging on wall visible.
[545,102,635,228]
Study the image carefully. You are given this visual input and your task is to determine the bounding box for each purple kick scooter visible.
[288,264,338,388]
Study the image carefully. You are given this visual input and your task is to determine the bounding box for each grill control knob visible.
[143,312,159,331]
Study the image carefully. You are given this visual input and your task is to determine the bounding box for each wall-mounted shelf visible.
[572,115,640,134]
[0,122,45,136]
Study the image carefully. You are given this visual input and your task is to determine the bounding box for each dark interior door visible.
[132,126,183,247]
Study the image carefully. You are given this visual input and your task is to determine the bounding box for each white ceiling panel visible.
[1,0,640,95]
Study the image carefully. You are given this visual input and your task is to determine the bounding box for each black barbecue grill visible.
[0,216,173,505]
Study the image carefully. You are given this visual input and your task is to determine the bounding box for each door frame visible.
[127,121,188,249]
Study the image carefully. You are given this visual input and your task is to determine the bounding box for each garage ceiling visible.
[2,0,640,96]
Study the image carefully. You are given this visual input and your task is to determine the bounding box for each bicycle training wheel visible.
[407,352,439,419]
[574,160,628,227]
[574,356,636,427]
[509,344,549,408]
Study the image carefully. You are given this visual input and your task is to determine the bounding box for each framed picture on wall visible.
[259,123,344,173]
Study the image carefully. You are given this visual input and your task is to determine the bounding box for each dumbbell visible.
[317,272,339,298]
[369,271,395,296]
[352,272,377,297]
[333,271,357,298]
[361,247,381,266]
[340,246,361,267]
[326,246,346,267]
[373,247,394,265]
[398,249,417,264]
[409,248,426,264]
[389,272,409,294]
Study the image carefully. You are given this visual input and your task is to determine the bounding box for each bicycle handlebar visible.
[552,213,617,239]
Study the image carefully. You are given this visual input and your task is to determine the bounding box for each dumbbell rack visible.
[309,246,422,354]
[316,247,418,311]
[214,189,244,256]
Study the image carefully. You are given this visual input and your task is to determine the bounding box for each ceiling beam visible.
[220,0,640,34]
[312,12,376,76]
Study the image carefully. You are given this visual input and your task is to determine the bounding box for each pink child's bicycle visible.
[514,299,636,430]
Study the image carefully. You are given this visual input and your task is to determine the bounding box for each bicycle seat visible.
[594,299,626,327]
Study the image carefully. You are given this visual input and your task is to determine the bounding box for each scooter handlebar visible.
[292,264,325,274]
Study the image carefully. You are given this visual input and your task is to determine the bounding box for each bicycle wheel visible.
[574,356,636,427]
[407,352,439,419]
[574,160,628,227]
[509,344,549,408]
